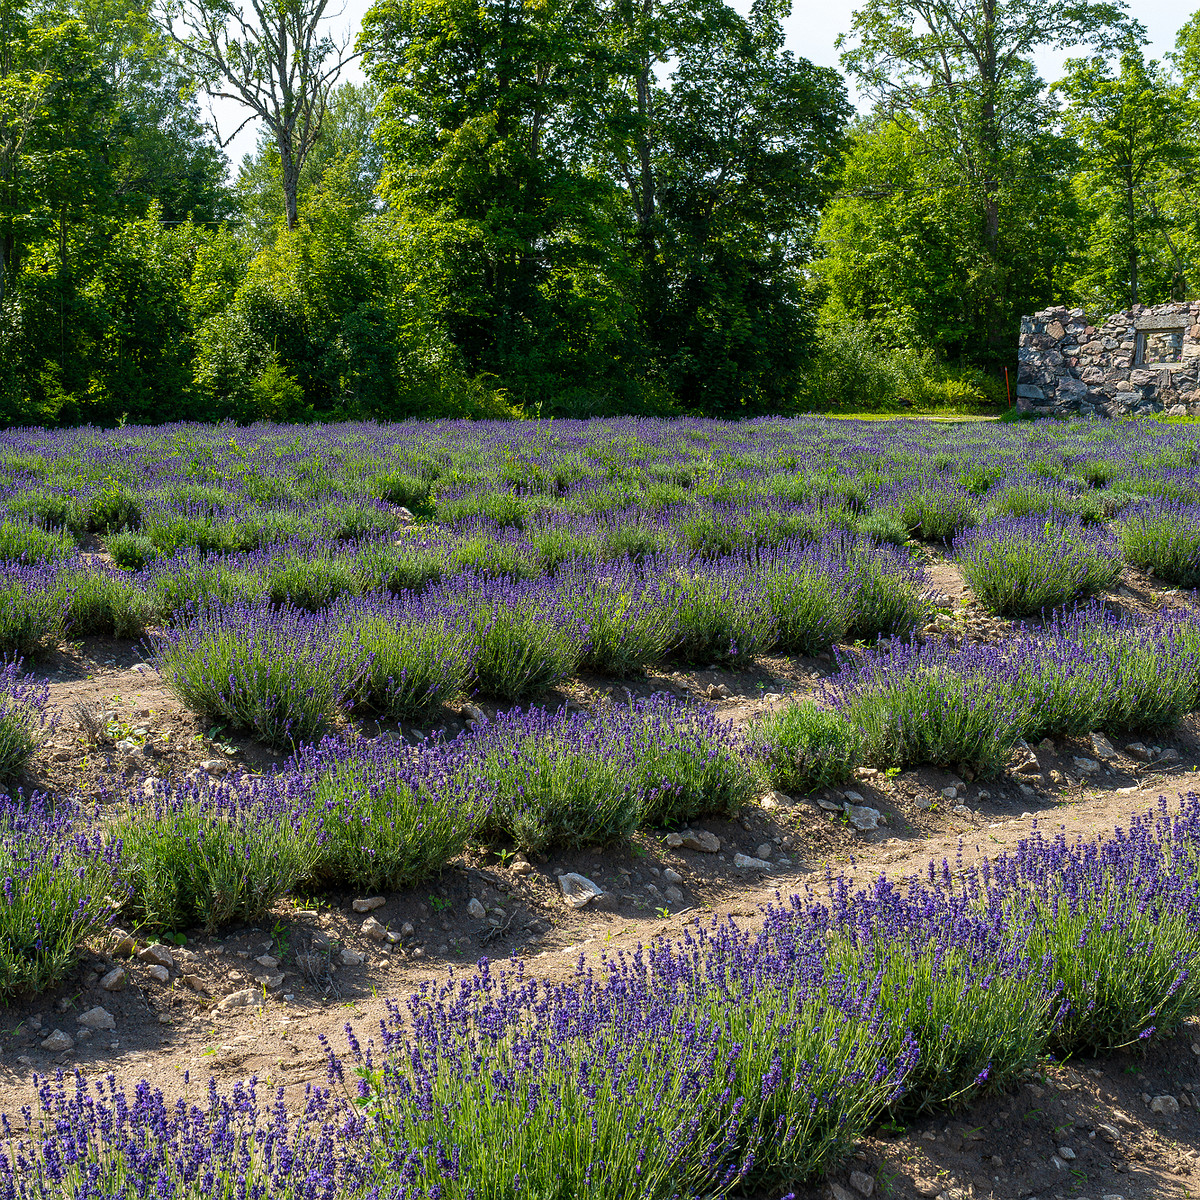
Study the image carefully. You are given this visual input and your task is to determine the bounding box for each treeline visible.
[0,0,1197,426]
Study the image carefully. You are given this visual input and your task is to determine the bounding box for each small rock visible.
[339,949,365,967]
[952,803,973,816]
[754,843,773,861]
[762,692,782,702]
[181,974,208,994]
[828,1185,854,1200]
[99,967,126,991]
[461,704,488,724]
[148,965,170,983]
[1072,756,1101,775]
[467,898,486,920]
[400,922,415,937]
[1038,738,1055,752]
[1125,742,1151,761]
[1149,1094,1180,1115]
[843,790,865,803]
[733,853,772,871]
[665,831,683,848]
[1157,747,1182,764]
[254,973,284,991]
[1090,732,1117,760]
[217,988,256,1012]
[1051,1154,1067,1170]
[352,897,386,913]
[759,789,791,809]
[255,955,279,969]
[361,916,388,941]
[1057,1145,1076,1160]
[559,873,605,908]
[848,805,882,831]
[40,1029,73,1053]
[664,885,684,904]
[817,797,843,812]
[706,683,730,700]
[512,861,533,876]
[848,1171,875,1198]
[77,1006,116,1031]
[136,944,174,969]
[199,759,227,775]
[1018,784,1036,798]
[1095,1122,1122,1143]
[385,930,402,944]
[1049,769,1065,785]
[679,829,720,853]
[913,1181,941,1199]
[662,868,683,884]
[1015,759,1042,776]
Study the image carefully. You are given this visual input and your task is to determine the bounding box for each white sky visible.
[209,0,1190,174]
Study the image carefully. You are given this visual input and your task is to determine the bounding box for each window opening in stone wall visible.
[1137,329,1184,366]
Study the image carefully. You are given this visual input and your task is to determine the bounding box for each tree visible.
[235,80,381,245]
[838,0,1136,356]
[1058,44,1194,308]
[159,0,357,229]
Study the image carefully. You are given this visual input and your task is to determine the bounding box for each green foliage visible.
[0,581,63,656]
[63,571,152,637]
[749,701,863,794]
[112,787,319,932]
[0,520,73,563]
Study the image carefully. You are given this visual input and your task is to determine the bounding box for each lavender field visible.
[1,414,1200,1197]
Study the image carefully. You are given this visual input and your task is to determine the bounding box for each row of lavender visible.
[2,418,1200,604]
[3,795,1199,1198]
[1,599,1197,993]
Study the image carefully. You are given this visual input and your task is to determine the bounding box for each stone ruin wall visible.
[1017,301,1200,417]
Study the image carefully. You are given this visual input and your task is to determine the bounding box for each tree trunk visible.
[279,141,301,230]
[1125,176,1138,305]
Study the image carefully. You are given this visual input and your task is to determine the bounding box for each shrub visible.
[1120,503,1200,587]
[955,517,1122,617]
[885,485,979,542]
[757,541,852,655]
[153,602,363,748]
[844,543,929,642]
[0,796,118,998]
[467,697,751,851]
[0,574,64,656]
[6,490,84,537]
[748,700,862,794]
[824,640,1023,776]
[63,570,152,638]
[84,487,142,533]
[338,603,470,721]
[0,520,72,564]
[107,532,157,570]
[352,535,448,594]
[448,576,589,701]
[661,560,774,666]
[111,777,318,931]
[561,562,676,676]
[298,736,492,892]
[0,661,50,779]
[267,555,362,610]
[371,470,431,511]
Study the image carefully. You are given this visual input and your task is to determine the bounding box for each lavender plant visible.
[955,517,1122,617]
[1120,503,1200,587]
[298,735,494,891]
[0,661,50,779]
[153,602,363,747]
[111,776,319,931]
[748,700,862,794]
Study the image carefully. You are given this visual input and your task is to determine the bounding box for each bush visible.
[0,520,73,564]
[0,796,118,998]
[561,563,676,676]
[0,574,64,656]
[885,485,979,542]
[845,544,929,642]
[371,470,432,511]
[298,736,492,893]
[84,488,142,533]
[466,697,751,851]
[0,661,50,779]
[448,576,588,701]
[153,602,363,748]
[107,532,157,570]
[1120,503,1200,587]
[955,517,1122,617]
[339,603,470,721]
[825,640,1023,776]
[111,777,318,931]
[757,542,852,655]
[749,700,862,794]
[662,560,775,666]
[267,555,362,610]
[63,570,152,638]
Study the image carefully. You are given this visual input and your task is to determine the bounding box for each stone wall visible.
[1017,301,1200,417]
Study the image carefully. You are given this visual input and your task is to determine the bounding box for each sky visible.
[208,0,1189,175]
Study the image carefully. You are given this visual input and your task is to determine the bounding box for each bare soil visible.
[2,562,1199,1199]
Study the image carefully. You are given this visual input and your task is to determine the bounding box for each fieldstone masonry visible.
[1018,302,1200,418]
